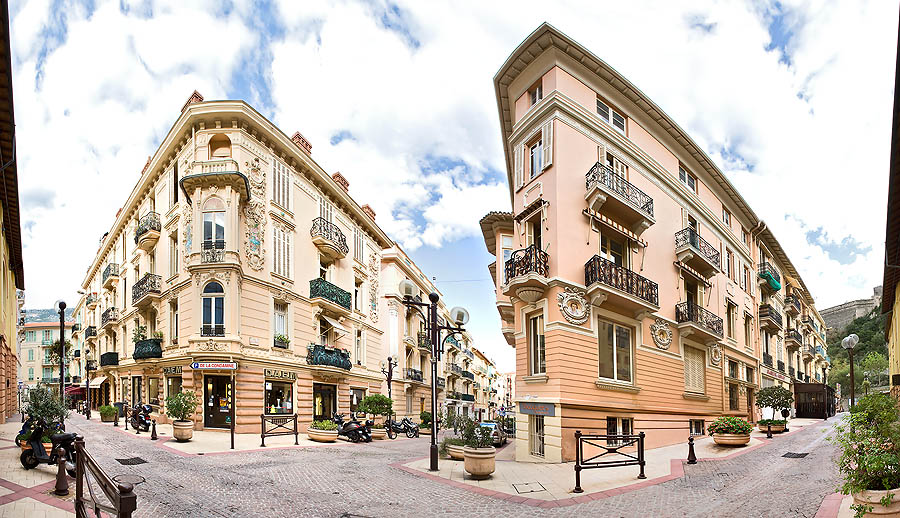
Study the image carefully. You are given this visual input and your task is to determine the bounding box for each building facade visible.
[18,322,76,388]
[482,24,829,462]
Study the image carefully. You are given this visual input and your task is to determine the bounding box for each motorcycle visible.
[386,417,419,439]
[129,403,153,432]
[332,412,371,443]
[19,418,77,478]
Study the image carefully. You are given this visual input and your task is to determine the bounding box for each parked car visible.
[479,422,506,446]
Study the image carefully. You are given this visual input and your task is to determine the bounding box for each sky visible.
[8,0,898,372]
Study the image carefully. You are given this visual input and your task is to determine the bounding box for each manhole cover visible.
[783,452,809,458]
[512,482,546,494]
[112,474,145,486]
[115,457,147,465]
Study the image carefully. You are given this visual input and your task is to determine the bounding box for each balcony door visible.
[684,278,701,307]
[600,233,627,268]
[526,216,542,251]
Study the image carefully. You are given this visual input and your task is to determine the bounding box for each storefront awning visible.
[321,315,349,336]
[88,376,106,388]
[65,386,84,395]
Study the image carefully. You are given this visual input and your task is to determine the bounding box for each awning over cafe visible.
[65,386,84,395]
[88,376,106,388]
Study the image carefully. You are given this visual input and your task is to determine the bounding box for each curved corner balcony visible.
[310,217,348,260]
[502,244,549,303]
[102,263,120,290]
[134,211,161,251]
[309,278,352,317]
[180,159,250,204]
[86,294,98,310]
[585,162,655,237]
[99,352,118,367]
[674,229,720,279]
[675,301,723,345]
[584,255,658,314]
[133,338,163,360]
[306,343,352,371]
[132,273,161,308]
[758,262,782,291]
[84,326,97,342]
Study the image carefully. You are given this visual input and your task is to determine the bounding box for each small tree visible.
[165,390,199,422]
[46,339,74,368]
[132,325,147,344]
[755,386,794,420]
[358,394,392,422]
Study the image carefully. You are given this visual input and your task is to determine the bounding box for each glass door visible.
[204,375,232,428]
[131,376,142,406]
[313,383,336,421]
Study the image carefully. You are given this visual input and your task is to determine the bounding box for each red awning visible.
[64,386,84,395]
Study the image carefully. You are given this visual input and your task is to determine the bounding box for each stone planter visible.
[758,423,786,433]
[172,420,194,442]
[307,428,338,443]
[713,434,751,446]
[419,427,431,436]
[447,443,465,460]
[463,446,496,479]
[852,488,900,516]
[20,442,53,456]
[370,427,387,440]
[100,413,115,423]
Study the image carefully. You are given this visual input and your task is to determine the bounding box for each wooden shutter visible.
[542,120,552,170]
[514,143,523,187]
[684,347,705,393]
[597,143,606,166]
[699,282,706,306]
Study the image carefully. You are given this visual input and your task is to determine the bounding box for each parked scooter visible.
[129,403,153,432]
[332,413,371,443]
[19,418,77,477]
[386,416,419,439]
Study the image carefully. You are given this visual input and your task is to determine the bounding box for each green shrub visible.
[439,437,465,456]
[310,419,337,431]
[24,387,69,426]
[358,394,392,418]
[458,415,493,449]
[98,405,116,419]
[707,416,752,435]
[164,390,199,422]
[757,419,787,426]
[420,410,432,426]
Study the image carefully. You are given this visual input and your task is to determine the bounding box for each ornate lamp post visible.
[381,357,398,400]
[57,301,66,410]
[842,333,859,408]
[398,279,468,472]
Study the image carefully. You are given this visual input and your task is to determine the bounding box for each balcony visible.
[201,240,225,264]
[777,360,785,373]
[310,217,348,260]
[675,301,723,344]
[436,377,446,389]
[802,344,815,360]
[201,324,225,337]
[502,244,549,303]
[763,352,773,367]
[584,162,655,236]
[759,304,783,331]
[417,332,432,354]
[99,352,118,367]
[86,294,98,310]
[309,278,352,316]
[449,391,475,402]
[181,159,250,203]
[815,346,825,359]
[584,255,659,312]
[448,363,462,378]
[41,339,52,345]
[758,262,782,291]
[102,263,119,290]
[784,294,801,316]
[462,370,475,381]
[101,307,119,329]
[785,329,802,349]
[84,326,97,341]
[134,211,161,251]
[405,368,423,382]
[674,228,720,279]
[133,338,162,360]
[132,273,161,308]
[306,343,351,371]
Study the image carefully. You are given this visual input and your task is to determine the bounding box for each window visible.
[741,227,750,248]
[529,83,542,106]
[173,161,178,204]
[683,346,705,394]
[169,232,178,275]
[354,226,365,262]
[201,282,225,336]
[728,360,738,379]
[722,209,731,227]
[265,380,293,415]
[319,196,334,223]
[318,318,336,346]
[529,140,542,179]
[605,152,628,178]
[319,257,332,281]
[149,378,160,407]
[526,215,542,251]
[596,98,626,133]
[406,394,413,416]
[26,330,35,342]
[725,249,734,280]
[743,265,750,291]
[354,279,363,312]
[501,235,513,264]
[744,315,752,348]
[679,166,697,193]
[43,330,52,343]
[350,388,366,413]
[600,234,627,267]
[726,301,736,339]
[354,329,364,366]
[272,160,291,210]
[528,314,545,375]
[598,319,632,383]
[729,383,740,411]
[273,302,287,338]
[746,366,754,383]
[202,198,225,247]
[27,349,33,361]
[273,226,292,278]
[529,415,545,458]
[689,419,705,436]
[27,367,33,380]
[606,417,632,446]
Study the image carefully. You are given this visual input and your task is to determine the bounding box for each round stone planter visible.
[713,433,751,446]
[447,443,465,460]
[853,488,900,516]
[172,420,194,442]
[463,446,496,479]
[307,428,338,443]
[757,423,786,433]
[370,427,387,440]
[419,427,431,436]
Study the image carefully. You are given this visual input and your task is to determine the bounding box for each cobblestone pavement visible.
[62,415,840,518]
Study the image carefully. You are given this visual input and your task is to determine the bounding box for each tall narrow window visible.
[169,232,178,275]
[598,319,633,383]
[202,198,225,249]
[273,226,292,278]
[273,160,291,210]
[201,282,224,337]
[726,249,734,280]
[526,215,542,251]
[354,279,363,312]
[170,300,178,344]
[354,226,365,262]
[319,196,334,223]
[529,415,545,457]
[683,346,706,394]
[355,329,364,366]
[726,302,736,339]
[600,233,626,267]
[528,314,545,375]
[273,302,287,338]
[529,140,542,179]
[173,161,178,204]
[744,315,752,348]
[529,83,542,106]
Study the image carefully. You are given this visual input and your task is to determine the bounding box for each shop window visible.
[149,378,160,408]
[598,319,632,383]
[528,313,545,375]
[689,419,705,436]
[683,346,705,394]
[350,388,366,413]
[606,416,633,446]
[265,380,293,415]
[529,415,545,458]
[406,394,413,417]
[729,383,740,411]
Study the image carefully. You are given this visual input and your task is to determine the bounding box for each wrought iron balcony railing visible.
[785,294,802,314]
[758,262,781,289]
[436,377,446,389]
[504,244,549,283]
[763,352,773,367]
[674,228,720,268]
[201,324,225,337]
[309,278,351,310]
[133,338,162,360]
[462,370,475,381]
[201,239,225,263]
[102,263,119,285]
[759,304,783,327]
[816,345,825,357]
[101,307,119,327]
[306,343,351,371]
[85,294,97,307]
[134,211,161,244]
[777,360,785,373]
[449,364,462,376]
[310,217,349,255]
[84,326,97,338]
[675,301,723,336]
[584,255,659,305]
[99,352,118,367]
[786,328,802,343]
[132,273,161,305]
[405,368,423,382]
[417,332,431,352]
[584,162,654,218]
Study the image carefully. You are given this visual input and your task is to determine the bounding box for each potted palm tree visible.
[358,394,392,440]
[460,416,496,479]
[755,386,794,433]
[165,390,199,442]
[708,416,753,446]
[307,419,339,442]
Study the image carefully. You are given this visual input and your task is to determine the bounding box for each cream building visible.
[19,321,76,388]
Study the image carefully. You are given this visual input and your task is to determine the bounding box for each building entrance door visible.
[132,376,143,406]
[746,390,754,422]
[204,375,232,429]
[313,383,336,421]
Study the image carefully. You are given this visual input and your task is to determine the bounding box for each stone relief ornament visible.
[243,157,266,271]
[198,340,228,352]
[650,318,673,350]
[368,253,380,322]
[708,343,722,366]
[556,287,589,325]
[182,202,192,270]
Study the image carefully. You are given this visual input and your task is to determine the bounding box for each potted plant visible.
[419,410,432,435]
[832,394,900,517]
[708,416,753,446]
[755,386,794,432]
[460,416,496,478]
[132,325,147,344]
[440,437,466,460]
[273,334,290,348]
[757,418,787,433]
[20,387,68,455]
[99,405,117,423]
[307,419,339,442]
[151,331,164,340]
[358,394,392,440]
[165,390,199,442]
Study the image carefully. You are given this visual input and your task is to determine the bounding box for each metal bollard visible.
[114,408,119,427]
[123,405,128,430]
[687,436,697,464]
[151,420,158,440]
[54,447,69,496]
[766,423,772,439]
[573,430,583,493]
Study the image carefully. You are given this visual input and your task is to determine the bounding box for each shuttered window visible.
[273,160,291,210]
[354,226,365,262]
[683,346,706,394]
[273,227,292,278]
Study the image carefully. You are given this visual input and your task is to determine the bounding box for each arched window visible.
[202,281,225,337]
[202,197,225,254]
[208,134,232,159]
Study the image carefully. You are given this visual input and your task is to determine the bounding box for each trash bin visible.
[113,402,125,418]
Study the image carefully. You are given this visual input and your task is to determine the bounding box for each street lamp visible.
[381,357,398,400]
[57,301,66,411]
[842,333,859,408]
[84,349,93,419]
[398,279,469,472]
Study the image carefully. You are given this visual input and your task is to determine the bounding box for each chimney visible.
[141,156,151,175]
[332,172,349,192]
[361,204,376,220]
[181,90,204,113]
[291,131,312,154]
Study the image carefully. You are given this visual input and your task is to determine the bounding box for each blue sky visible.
[8,0,898,370]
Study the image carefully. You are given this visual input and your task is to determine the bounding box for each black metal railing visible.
[763,352,773,367]
[405,368,423,382]
[101,307,119,327]
[102,263,119,285]
[449,364,462,376]
[675,301,723,336]
[417,331,431,352]
[132,274,161,305]
[306,343,351,371]
[584,255,659,305]
[310,217,349,255]
[584,162,654,218]
[786,328,802,343]
[436,377,446,389]
[309,278,352,310]
[134,211,161,244]
[759,262,781,284]
[260,414,299,447]
[74,436,138,517]
[759,304,783,327]
[84,326,97,338]
[674,228,720,268]
[504,244,549,283]
[785,294,802,314]
[201,239,225,263]
[449,392,474,402]
[100,352,118,367]
[462,370,475,381]
[573,430,646,493]
[201,324,225,337]
[777,360,785,373]
[85,294,97,307]
[133,339,162,360]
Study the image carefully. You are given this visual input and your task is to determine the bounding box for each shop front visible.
[313,383,336,421]
[264,369,295,416]
[204,375,233,429]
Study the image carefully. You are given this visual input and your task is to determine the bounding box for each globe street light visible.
[57,301,66,410]
[841,333,859,408]
[381,357,398,400]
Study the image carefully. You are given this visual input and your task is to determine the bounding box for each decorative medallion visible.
[650,318,673,350]
[243,157,266,271]
[198,340,228,352]
[708,343,722,366]
[368,253,380,322]
[556,287,589,325]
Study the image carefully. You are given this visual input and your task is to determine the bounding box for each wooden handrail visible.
[74,435,137,518]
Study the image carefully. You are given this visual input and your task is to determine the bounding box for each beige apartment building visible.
[19,321,76,388]
[481,24,830,463]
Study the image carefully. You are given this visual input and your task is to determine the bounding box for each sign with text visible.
[763,367,789,383]
[519,402,555,417]
[163,366,183,375]
[191,361,238,370]
[264,369,296,381]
